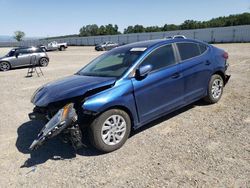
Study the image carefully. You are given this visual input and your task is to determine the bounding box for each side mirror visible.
[15,53,19,58]
[136,64,152,78]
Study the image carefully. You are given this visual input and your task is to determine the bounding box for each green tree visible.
[162,24,179,31]
[124,26,134,34]
[79,24,120,36]
[145,26,161,32]
[99,25,106,35]
[14,31,25,41]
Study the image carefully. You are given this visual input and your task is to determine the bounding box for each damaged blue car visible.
[29,38,230,152]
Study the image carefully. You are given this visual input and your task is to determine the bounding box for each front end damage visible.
[28,75,117,150]
[29,103,86,151]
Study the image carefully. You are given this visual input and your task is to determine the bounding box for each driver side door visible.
[14,49,31,66]
[132,44,184,125]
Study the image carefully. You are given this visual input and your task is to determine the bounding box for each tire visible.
[59,46,65,51]
[0,61,11,71]
[39,58,49,67]
[204,74,224,104]
[89,109,131,153]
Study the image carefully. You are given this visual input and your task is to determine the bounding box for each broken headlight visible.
[29,103,77,150]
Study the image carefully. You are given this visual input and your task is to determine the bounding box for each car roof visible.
[13,46,30,50]
[117,38,206,51]
[14,46,39,50]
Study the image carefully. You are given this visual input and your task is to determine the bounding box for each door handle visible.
[171,72,180,79]
[205,60,211,65]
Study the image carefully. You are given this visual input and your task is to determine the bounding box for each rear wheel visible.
[204,74,224,104]
[39,58,49,67]
[89,109,131,153]
[0,61,11,71]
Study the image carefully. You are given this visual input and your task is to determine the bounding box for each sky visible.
[0,0,249,37]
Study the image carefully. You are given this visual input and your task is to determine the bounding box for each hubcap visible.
[40,58,48,66]
[101,115,126,146]
[0,62,10,71]
[211,78,223,99]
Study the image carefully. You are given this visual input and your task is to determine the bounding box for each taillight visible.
[223,52,229,60]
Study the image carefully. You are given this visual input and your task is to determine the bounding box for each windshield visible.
[7,49,16,57]
[77,47,144,77]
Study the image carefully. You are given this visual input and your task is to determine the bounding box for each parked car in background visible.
[0,47,49,71]
[95,41,119,51]
[39,41,68,51]
[37,45,47,52]
[29,38,230,153]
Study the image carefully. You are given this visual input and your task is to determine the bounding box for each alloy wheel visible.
[101,115,127,146]
[0,62,10,71]
[211,78,223,99]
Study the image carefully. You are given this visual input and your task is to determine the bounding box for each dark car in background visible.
[95,41,119,51]
[29,38,230,152]
[0,47,49,71]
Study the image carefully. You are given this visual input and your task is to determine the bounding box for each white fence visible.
[1,25,250,47]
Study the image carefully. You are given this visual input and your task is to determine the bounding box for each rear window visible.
[177,42,201,61]
[199,43,208,54]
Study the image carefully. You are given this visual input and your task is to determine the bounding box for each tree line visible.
[43,12,250,40]
[79,13,250,36]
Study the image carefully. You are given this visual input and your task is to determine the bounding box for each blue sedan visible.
[29,38,230,152]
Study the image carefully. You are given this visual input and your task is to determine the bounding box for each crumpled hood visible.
[32,75,116,107]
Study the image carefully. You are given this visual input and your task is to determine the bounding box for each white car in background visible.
[39,41,68,51]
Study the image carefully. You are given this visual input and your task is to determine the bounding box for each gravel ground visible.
[0,44,249,187]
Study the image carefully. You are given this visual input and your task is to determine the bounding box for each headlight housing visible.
[41,103,76,137]
[29,103,77,150]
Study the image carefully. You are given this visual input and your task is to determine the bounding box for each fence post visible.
[211,30,214,43]
[232,29,236,42]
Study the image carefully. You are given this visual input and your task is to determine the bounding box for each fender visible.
[83,79,139,127]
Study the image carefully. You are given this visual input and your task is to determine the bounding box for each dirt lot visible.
[0,44,249,187]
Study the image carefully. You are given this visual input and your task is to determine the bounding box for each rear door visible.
[176,42,213,103]
[132,44,184,124]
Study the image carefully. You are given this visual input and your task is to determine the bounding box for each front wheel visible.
[204,74,224,104]
[89,109,131,153]
[0,61,11,71]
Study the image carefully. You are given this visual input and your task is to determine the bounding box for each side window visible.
[18,49,29,55]
[140,44,176,72]
[177,42,201,61]
[34,48,43,53]
[199,43,208,54]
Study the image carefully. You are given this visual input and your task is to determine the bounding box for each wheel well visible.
[213,71,225,83]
